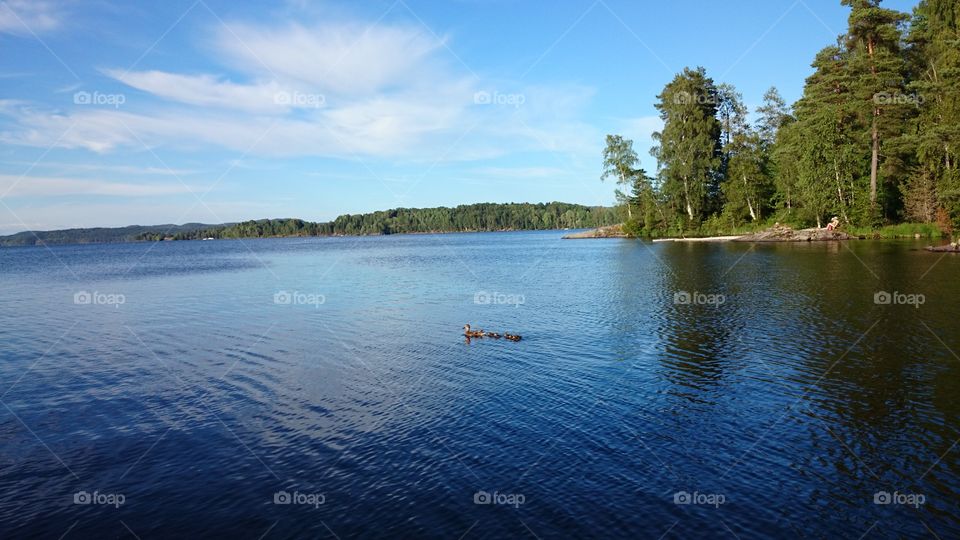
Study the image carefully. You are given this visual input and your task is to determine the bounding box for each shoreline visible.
[0,227,593,248]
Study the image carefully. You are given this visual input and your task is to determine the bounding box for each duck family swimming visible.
[463,324,521,341]
[463,324,485,338]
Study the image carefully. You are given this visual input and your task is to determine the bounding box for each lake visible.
[0,231,958,538]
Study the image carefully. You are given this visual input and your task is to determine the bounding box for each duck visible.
[504,333,522,342]
[463,324,485,338]
[484,331,502,339]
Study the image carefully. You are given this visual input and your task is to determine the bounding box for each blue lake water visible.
[0,231,958,538]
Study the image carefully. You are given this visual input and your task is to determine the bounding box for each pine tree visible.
[842,0,910,217]
[651,67,722,226]
[905,0,960,227]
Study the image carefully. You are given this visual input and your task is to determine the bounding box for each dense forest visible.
[132,203,619,241]
[0,223,220,246]
[605,0,958,237]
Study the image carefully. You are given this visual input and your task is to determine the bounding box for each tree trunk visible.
[619,170,632,220]
[683,177,694,220]
[870,116,879,206]
[834,162,849,223]
[867,35,879,208]
[743,175,756,221]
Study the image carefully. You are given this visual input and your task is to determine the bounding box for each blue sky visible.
[0,0,918,233]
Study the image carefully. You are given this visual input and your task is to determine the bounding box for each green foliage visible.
[602,134,641,220]
[131,203,620,241]
[606,0,959,237]
[652,67,723,225]
[845,222,944,238]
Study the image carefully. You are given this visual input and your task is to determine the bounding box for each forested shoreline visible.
[603,0,958,238]
[138,203,618,241]
[0,203,618,245]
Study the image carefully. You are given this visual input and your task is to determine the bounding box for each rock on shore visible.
[562,224,628,239]
[926,243,960,252]
[734,224,857,242]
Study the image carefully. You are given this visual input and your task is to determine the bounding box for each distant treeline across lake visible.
[0,203,619,246]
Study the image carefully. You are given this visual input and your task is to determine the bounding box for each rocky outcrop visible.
[734,224,858,242]
[562,224,628,239]
[926,242,960,252]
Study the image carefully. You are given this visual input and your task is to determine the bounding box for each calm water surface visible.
[0,231,958,538]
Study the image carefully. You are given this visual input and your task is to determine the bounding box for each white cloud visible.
[0,16,599,165]
[104,70,289,113]
[214,21,447,96]
[0,174,196,198]
[0,160,200,177]
[0,0,61,35]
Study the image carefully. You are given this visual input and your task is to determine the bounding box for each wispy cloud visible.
[0,0,62,35]
[213,20,449,96]
[103,70,289,113]
[0,174,197,197]
[0,12,599,170]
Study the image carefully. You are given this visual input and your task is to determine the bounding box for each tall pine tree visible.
[651,67,722,226]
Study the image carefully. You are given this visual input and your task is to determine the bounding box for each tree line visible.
[604,0,958,236]
[135,202,619,241]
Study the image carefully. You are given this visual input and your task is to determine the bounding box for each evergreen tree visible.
[651,67,722,226]
[842,0,910,216]
[905,0,960,226]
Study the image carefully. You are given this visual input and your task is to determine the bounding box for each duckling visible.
[484,331,502,339]
[504,333,522,342]
[463,324,485,338]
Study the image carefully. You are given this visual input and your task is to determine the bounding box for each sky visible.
[0,0,919,234]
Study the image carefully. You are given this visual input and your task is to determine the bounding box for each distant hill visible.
[0,223,225,246]
[0,203,619,246]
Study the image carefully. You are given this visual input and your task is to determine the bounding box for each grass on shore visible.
[626,219,945,239]
[845,222,944,239]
